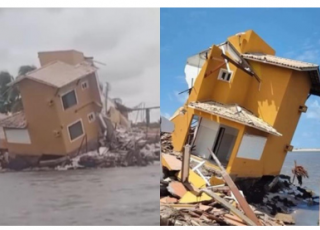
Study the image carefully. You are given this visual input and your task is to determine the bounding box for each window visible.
[87,112,95,123]
[81,81,89,90]
[61,90,77,110]
[68,120,84,141]
[218,69,232,82]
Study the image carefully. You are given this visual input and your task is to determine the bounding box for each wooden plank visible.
[200,189,255,226]
[204,62,226,78]
[181,144,191,183]
[207,148,261,226]
[221,53,261,83]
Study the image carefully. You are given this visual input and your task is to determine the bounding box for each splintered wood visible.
[159,132,312,226]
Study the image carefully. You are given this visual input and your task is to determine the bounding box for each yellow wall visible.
[38,50,85,66]
[187,45,227,103]
[55,74,102,154]
[171,29,313,178]
[7,73,102,156]
[228,126,268,177]
[12,79,66,155]
[260,70,310,175]
[227,30,275,55]
[171,107,194,151]
[244,62,293,126]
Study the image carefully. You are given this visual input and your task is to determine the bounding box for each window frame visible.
[217,68,233,82]
[67,119,84,142]
[81,80,89,90]
[61,89,78,111]
[87,112,96,123]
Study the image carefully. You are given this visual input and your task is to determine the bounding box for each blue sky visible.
[160,8,320,148]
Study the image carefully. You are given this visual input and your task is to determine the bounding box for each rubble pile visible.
[160,133,318,226]
[240,175,319,216]
[0,127,160,171]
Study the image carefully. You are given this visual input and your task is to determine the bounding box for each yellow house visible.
[171,30,320,178]
[0,50,103,157]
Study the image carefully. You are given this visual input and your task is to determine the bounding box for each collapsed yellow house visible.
[171,30,320,178]
[0,50,103,157]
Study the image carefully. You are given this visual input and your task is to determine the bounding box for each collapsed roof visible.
[0,112,27,129]
[188,101,281,136]
[242,53,320,96]
[185,42,320,96]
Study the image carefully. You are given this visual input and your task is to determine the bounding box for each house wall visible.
[172,29,313,178]
[55,73,102,154]
[228,126,268,177]
[260,70,310,175]
[7,72,102,156]
[38,50,85,66]
[227,30,275,55]
[7,79,66,155]
[243,62,293,126]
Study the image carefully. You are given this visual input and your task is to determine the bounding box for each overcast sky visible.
[0,8,160,122]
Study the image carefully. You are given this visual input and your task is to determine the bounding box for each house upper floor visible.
[185,30,320,126]
[10,50,103,126]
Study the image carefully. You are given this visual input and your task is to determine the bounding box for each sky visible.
[0,8,160,122]
[160,8,320,148]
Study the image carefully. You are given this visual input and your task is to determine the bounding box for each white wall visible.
[185,64,201,89]
[5,129,31,144]
[193,118,219,159]
[236,134,267,160]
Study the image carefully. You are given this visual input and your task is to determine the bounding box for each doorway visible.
[211,125,238,165]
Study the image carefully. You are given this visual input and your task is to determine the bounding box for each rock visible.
[275,213,295,225]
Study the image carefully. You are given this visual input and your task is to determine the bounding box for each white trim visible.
[67,119,84,142]
[5,128,31,144]
[60,88,78,111]
[217,68,233,82]
[81,80,89,90]
[87,112,96,123]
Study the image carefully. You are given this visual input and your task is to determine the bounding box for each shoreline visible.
[291,149,320,152]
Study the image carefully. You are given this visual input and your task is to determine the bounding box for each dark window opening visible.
[62,90,77,110]
[68,120,83,141]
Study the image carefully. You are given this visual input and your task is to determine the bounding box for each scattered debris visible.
[0,126,160,171]
[160,133,318,226]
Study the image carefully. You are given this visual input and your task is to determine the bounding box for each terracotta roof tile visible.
[13,61,97,88]
[188,101,281,136]
[242,53,319,70]
[0,112,27,129]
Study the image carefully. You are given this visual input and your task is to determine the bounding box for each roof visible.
[12,61,97,88]
[0,112,27,129]
[188,101,281,136]
[243,53,320,97]
[242,53,319,71]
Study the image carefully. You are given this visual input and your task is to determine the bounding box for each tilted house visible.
[171,30,320,178]
[0,50,103,157]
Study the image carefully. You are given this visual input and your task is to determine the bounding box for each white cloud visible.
[295,50,319,63]
[0,8,160,121]
[306,100,320,120]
